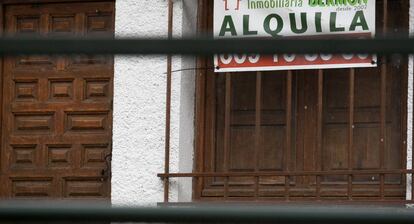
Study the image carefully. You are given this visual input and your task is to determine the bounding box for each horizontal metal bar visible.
[161,200,414,205]
[0,37,414,54]
[187,196,412,204]
[158,169,414,178]
[0,201,414,223]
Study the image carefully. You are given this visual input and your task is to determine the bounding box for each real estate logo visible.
[213,0,376,72]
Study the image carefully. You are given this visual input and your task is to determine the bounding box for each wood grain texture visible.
[196,0,408,201]
[0,1,114,199]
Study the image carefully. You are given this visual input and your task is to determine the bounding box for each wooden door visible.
[197,0,408,201]
[0,1,114,199]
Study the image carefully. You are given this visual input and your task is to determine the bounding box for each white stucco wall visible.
[178,0,198,202]
[112,0,414,206]
[407,0,414,201]
[112,0,196,206]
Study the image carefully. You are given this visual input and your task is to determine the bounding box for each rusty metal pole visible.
[164,0,174,203]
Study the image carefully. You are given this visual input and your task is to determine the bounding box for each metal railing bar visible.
[379,1,388,200]
[163,0,174,204]
[317,70,323,172]
[254,71,262,199]
[1,37,414,54]
[285,71,292,202]
[159,200,414,205]
[223,72,231,198]
[158,169,414,178]
[348,68,355,200]
[0,203,414,223]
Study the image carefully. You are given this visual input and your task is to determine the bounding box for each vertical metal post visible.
[379,0,388,200]
[223,73,232,198]
[163,0,174,203]
[285,71,292,201]
[317,70,323,199]
[254,72,262,199]
[348,68,355,200]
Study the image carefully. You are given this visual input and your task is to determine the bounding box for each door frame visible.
[194,0,212,201]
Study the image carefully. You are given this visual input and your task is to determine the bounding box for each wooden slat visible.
[223,73,231,198]
[380,174,385,200]
[0,3,3,198]
[224,73,231,172]
[194,66,206,199]
[285,71,292,201]
[284,175,290,201]
[348,69,355,168]
[194,0,211,200]
[348,175,353,200]
[254,176,259,199]
[254,71,262,199]
[316,70,323,200]
[316,175,321,200]
[379,0,388,200]
[224,176,229,198]
[348,68,355,200]
[285,71,292,171]
[317,70,323,170]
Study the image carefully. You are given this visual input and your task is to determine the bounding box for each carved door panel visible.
[0,1,114,199]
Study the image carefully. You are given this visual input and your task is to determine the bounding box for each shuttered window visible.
[193,0,409,202]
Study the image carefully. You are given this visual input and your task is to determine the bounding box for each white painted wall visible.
[112,0,196,206]
[407,0,414,201]
[178,0,198,202]
[112,0,414,206]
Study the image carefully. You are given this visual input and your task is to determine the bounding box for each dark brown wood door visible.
[198,0,407,201]
[0,1,114,199]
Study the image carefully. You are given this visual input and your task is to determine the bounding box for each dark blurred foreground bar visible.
[0,202,413,223]
[1,37,414,55]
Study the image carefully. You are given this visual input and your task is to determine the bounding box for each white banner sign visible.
[214,0,376,72]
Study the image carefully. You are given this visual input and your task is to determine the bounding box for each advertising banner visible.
[214,0,376,72]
